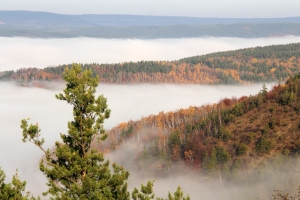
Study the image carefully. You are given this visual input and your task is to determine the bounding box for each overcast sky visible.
[0,0,299,18]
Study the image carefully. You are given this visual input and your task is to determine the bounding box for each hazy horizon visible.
[1,36,300,71]
[1,0,299,18]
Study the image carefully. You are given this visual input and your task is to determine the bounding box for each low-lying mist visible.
[0,82,277,198]
[1,36,300,71]
[107,136,300,200]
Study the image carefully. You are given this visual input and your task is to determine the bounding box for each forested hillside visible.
[1,43,300,85]
[92,73,300,199]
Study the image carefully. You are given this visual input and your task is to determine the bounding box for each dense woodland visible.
[1,43,300,86]
[91,73,300,199]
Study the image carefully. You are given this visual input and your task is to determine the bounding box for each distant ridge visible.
[1,11,300,38]
[1,10,300,27]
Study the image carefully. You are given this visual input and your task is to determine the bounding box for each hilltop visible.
[1,43,300,85]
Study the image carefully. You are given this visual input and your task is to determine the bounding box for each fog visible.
[106,120,300,199]
[0,82,274,197]
[1,36,300,71]
[1,36,300,198]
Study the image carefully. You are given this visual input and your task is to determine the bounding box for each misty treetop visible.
[2,43,300,85]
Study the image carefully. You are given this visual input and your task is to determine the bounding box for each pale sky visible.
[0,0,299,18]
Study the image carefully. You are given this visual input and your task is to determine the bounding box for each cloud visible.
[1,36,300,71]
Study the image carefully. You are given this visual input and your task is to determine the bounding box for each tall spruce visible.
[20,64,130,199]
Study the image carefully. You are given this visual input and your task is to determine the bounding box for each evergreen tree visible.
[0,168,35,200]
[132,182,190,200]
[261,83,268,96]
[19,64,189,199]
[132,181,155,200]
[20,64,130,199]
[167,186,190,200]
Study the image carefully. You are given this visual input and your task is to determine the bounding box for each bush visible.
[236,143,248,156]
[256,137,273,153]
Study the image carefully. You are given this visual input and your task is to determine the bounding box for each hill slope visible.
[1,43,300,85]
[90,73,300,199]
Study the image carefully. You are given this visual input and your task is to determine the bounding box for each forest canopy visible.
[1,43,300,85]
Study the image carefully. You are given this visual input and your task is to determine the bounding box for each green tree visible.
[168,130,181,151]
[167,186,190,200]
[19,64,189,199]
[0,168,35,200]
[21,64,130,199]
[236,143,248,156]
[132,182,190,200]
[202,148,217,175]
[216,146,230,164]
[261,83,268,96]
[132,181,155,200]
[256,137,273,154]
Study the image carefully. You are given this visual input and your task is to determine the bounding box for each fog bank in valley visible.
[107,124,300,200]
[1,35,299,198]
[0,82,273,197]
[1,36,300,71]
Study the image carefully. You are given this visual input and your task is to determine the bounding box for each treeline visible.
[93,73,300,193]
[1,43,300,85]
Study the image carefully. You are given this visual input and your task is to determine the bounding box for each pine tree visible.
[132,182,190,200]
[167,186,190,200]
[132,181,155,200]
[20,64,129,199]
[0,168,35,200]
[19,64,189,199]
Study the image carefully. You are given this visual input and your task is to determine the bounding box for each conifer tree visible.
[19,64,189,199]
[0,168,35,200]
[132,182,190,200]
[20,64,129,199]
[132,181,155,200]
[167,186,190,200]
